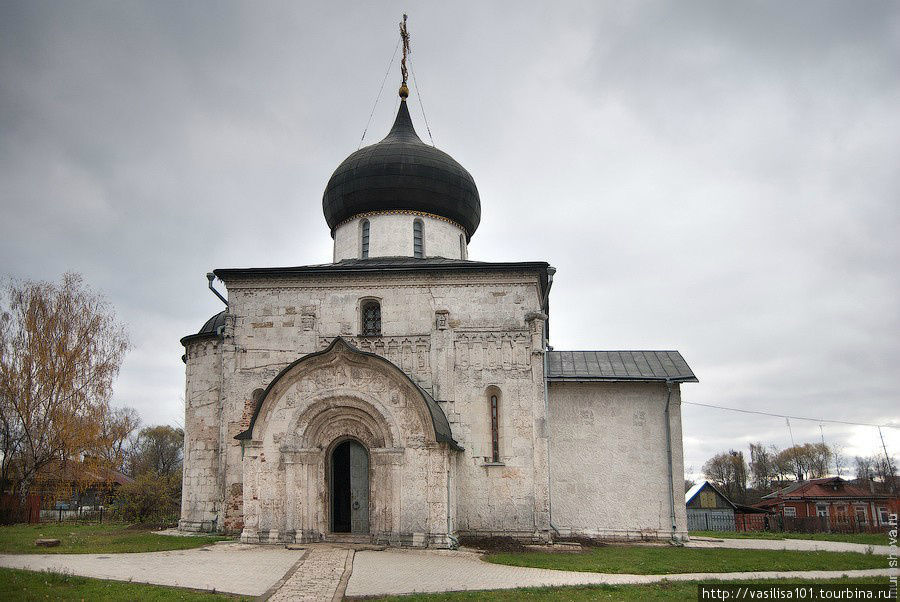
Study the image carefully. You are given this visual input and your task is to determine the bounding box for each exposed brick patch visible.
[224,481,244,534]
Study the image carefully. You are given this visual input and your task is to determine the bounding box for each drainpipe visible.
[207,272,228,306]
[664,380,679,544]
[540,267,560,539]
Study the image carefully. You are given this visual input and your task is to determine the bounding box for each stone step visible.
[323,533,373,544]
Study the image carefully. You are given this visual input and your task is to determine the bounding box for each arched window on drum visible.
[360,219,371,258]
[413,219,424,258]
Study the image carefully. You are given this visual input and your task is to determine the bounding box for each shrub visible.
[112,472,181,526]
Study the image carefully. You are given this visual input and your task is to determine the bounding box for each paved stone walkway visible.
[686,536,894,556]
[2,540,896,598]
[346,548,898,597]
[269,546,354,602]
[0,542,301,597]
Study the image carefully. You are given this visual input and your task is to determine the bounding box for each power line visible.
[408,56,434,146]
[682,401,900,429]
[359,38,402,149]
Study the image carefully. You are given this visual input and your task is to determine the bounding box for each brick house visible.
[756,477,898,530]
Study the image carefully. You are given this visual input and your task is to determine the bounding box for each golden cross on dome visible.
[399,14,410,99]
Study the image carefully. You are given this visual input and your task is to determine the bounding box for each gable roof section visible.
[685,482,705,504]
[685,480,737,509]
[547,350,697,382]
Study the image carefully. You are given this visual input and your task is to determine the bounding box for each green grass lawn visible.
[0,523,229,554]
[484,545,885,574]
[359,578,893,601]
[690,531,889,546]
[0,567,247,601]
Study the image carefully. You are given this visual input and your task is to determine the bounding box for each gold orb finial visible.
[399,83,409,99]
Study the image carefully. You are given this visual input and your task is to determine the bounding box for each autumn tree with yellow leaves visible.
[0,273,135,498]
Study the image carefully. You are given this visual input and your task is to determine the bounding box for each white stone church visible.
[179,78,697,547]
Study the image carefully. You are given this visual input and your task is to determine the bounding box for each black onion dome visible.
[323,100,481,239]
[180,310,226,347]
[198,311,226,335]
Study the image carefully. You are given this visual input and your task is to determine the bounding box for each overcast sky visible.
[2,1,898,479]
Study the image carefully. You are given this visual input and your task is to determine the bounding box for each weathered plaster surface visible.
[548,381,688,541]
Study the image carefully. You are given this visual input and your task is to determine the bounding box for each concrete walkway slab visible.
[346,548,898,597]
[0,542,302,597]
[685,537,893,555]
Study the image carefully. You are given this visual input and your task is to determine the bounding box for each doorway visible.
[330,439,369,534]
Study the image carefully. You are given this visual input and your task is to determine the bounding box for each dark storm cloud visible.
[1,1,897,471]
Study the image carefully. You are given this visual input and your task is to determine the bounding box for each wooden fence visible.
[0,494,41,525]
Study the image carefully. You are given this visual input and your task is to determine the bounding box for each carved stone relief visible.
[318,335,432,390]
[454,331,532,373]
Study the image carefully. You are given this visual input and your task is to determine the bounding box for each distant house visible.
[685,481,737,531]
[33,459,132,511]
[756,477,899,530]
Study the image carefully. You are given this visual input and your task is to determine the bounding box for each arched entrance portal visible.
[330,440,369,534]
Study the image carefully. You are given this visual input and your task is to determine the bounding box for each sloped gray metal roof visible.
[547,350,697,382]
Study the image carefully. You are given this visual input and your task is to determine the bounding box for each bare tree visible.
[127,425,184,478]
[749,442,775,489]
[873,454,897,493]
[774,443,831,482]
[91,406,140,472]
[832,445,847,477]
[0,273,129,496]
[703,450,748,503]
[855,455,875,481]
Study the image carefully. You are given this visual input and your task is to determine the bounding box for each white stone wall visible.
[333,213,468,261]
[179,338,223,532]
[207,269,548,539]
[180,266,690,545]
[547,381,689,541]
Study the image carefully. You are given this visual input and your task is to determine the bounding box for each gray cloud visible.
[2,1,898,474]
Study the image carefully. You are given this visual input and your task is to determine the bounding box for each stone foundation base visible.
[239,528,458,548]
[548,527,689,543]
[178,519,219,533]
[455,529,553,544]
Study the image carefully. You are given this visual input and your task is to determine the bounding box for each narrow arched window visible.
[459,233,466,260]
[361,300,381,336]
[490,394,500,462]
[413,219,424,258]
[360,219,370,258]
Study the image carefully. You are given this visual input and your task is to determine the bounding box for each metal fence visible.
[39,506,107,523]
[690,512,888,534]
[688,510,735,532]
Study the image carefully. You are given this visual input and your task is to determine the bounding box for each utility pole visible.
[878,426,896,492]
[786,418,800,480]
